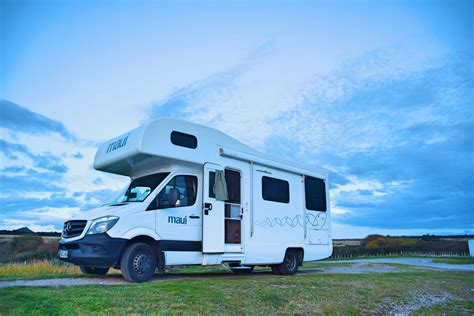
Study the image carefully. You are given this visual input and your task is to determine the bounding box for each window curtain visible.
[214,170,228,201]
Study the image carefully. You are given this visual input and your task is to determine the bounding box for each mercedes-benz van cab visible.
[58,119,332,282]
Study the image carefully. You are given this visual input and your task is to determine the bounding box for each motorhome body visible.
[58,119,332,282]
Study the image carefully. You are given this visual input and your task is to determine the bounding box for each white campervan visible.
[58,119,332,282]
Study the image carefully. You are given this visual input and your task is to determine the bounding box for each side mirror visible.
[128,192,137,199]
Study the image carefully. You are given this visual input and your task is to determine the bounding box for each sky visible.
[0,0,472,238]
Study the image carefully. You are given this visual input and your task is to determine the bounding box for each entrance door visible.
[224,169,242,252]
[202,163,225,253]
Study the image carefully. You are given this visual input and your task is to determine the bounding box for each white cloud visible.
[331,206,351,215]
[20,207,81,221]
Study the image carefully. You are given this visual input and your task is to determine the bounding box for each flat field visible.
[0,235,59,243]
[0,261,473,315]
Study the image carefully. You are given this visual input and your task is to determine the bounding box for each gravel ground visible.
[0,277,126,287]
[323,258,474,271]
[0,262,431,288]
[367,291,457,315]
[303,262,419,274]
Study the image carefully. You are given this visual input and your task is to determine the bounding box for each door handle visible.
[190,215,200,219]
[204,202,212,215]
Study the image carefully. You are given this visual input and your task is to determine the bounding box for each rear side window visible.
[262,176,289,203]
[305,176,327,211]
[170,131,197,149]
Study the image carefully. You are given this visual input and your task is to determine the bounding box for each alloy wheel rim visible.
[285,253,297,271]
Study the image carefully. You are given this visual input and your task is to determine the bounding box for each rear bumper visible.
[58,233,127,268]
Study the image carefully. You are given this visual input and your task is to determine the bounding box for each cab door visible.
[202,163,225,253]
[150,174,201,242]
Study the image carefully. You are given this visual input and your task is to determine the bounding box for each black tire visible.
[230,266,254,274]
[275,251,299,275]
[271,265,281,275]
[120,243,157,283]
[80,266,109,275]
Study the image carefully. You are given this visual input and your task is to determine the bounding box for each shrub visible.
[0,241,12,257]
[333,235,469,258]
[0,235,61,263]
[10,235,44,254]
[361,234,384,247]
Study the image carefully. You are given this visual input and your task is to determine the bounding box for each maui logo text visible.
[168,216,187,225]
[106,135,129,153]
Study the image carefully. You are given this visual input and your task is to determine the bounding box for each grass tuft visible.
[0,259,80,280]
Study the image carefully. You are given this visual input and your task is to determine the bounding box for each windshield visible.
[104,172,170,204]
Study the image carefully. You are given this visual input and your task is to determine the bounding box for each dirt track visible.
[0,261,432,288]
[1,258,473,288]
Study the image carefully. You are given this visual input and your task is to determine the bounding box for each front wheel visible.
[273,251,299,275]
[120,243,157,282]
[80,266,109,275]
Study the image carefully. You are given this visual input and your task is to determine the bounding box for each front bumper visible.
[58,233,127,268]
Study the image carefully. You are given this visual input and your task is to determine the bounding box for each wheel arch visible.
[116,235,164,270]
[286,247,304,266]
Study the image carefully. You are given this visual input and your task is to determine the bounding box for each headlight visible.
[87,216,119,235]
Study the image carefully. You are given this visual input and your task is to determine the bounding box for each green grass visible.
[0,270,473,314]
[432,257,474,265]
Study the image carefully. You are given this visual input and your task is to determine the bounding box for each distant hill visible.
[0,227,61,236]
[14,227,34,234]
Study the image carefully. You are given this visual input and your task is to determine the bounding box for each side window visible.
[170,131,197,149]
[208,171,216,198]
[262,176,290,203]
[225,169,240,204]
[305,176,327,212]
[149,175,198,210]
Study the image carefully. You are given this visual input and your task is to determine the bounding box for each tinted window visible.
[170,131,197,149]
[224,169,240,204]
[208,171,216,198]
[262,176,290,203]
[305,176,327,211]
[150,175,198,210]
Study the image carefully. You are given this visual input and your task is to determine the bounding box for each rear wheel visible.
[120,243,157,282]
[80,266,109,275]
[273,250,299,275]
[271,265,281,275]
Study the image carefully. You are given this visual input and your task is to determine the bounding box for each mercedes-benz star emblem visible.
[64,222,72,235]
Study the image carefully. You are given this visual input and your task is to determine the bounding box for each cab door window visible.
[148,175,197,210]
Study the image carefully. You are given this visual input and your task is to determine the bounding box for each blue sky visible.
[0,0,472,237]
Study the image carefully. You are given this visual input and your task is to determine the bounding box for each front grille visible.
[62,220,87,238]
